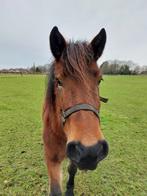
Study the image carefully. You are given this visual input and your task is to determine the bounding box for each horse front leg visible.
[44,141,65,196]
[65,162,77,196]
[45,152,62,196]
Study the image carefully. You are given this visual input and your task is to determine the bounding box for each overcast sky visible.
[0,0,147,68]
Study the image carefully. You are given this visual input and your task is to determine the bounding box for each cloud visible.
[0,0,147,68]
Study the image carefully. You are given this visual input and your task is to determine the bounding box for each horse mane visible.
[46,64,56,107]
[46,41,94,107]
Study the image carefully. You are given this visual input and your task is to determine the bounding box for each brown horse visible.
[43,26,109,196]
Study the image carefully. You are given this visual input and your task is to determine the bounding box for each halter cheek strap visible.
[62,103,99,124]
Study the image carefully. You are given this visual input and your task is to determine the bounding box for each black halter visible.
[61,96,108,124]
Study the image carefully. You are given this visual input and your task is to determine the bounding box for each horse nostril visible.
[66,142,82,163]
[97,140,109,161]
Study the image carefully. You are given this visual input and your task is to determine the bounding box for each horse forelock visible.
[62,41,94,81]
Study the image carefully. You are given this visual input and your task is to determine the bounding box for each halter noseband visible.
[61,97,108,124]
[62,103,99,124]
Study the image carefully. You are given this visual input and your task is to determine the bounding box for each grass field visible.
[0,74,147,196]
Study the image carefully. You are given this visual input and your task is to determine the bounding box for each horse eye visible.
[56,78,63,87]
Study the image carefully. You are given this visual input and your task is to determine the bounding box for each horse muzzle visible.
[66,140,109,170]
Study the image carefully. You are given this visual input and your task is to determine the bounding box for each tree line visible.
[100,60,147,75]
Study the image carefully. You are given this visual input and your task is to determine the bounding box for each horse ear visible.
[91,28,106,60]
[49,26,66,60]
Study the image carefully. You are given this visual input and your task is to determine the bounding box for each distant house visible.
[0,68,30,74]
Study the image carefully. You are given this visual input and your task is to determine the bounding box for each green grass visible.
[0,74,147,195]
